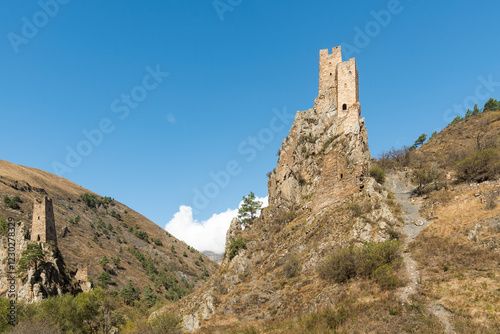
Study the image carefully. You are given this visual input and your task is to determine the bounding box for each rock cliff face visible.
[163,47,402,331]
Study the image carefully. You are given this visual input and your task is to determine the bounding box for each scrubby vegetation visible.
[318,240,403,289]
[369,165,385,184]
[226,237,246,261]
[0,216,8,236]
[79,193,114,209]
[0,289,183,334]
[376,100,500,194]
[3,195,22,210]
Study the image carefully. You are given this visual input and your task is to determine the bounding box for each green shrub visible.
[298,133,318,145]
[152,238,163,246]
[0,217,8,236]
[119,282,140,305]
[227,237,246,261]
[456,148,500,182]
[80,193,113,208]
[301,307,348,332]
[369,165,385,184]
[109,210,122,220]
[133,230,149,242]
[373,264,400,290]
[356,241,402,277]
[318,246,357,283]
[99,256,109,267]
[149,310,182,334]
[97,271,111,287]
[3,195,22,210]
[318,241,402,286]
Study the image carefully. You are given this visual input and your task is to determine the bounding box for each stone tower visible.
[318,46,359,120]
[31,196,57,244]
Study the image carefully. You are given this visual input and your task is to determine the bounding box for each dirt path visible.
[386,172,455,334]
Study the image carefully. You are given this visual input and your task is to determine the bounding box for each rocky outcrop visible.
[0,221,80,303]
[267,101,369,215]
[160,47,402,331]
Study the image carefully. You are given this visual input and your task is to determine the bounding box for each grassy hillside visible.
[0,160,218,301]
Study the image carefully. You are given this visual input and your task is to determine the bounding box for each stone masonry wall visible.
[31,197,57,244]
[318,46,342,94]
[337,58,359,118]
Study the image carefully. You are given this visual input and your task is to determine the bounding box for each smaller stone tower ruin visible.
[31,196,57,244]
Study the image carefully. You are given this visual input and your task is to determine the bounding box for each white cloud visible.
[165,196,268,254]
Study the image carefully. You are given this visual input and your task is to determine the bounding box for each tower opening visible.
[342,104,347,110]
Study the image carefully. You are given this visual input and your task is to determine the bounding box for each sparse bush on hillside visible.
[149,310,182,334]
[109,210,122,221]
[373,264,400,290]
[134,230,149,243]
[0,217,8,236]
[297,133,318,145]
[377,146,414,170]
[282,254,301,279]
[3,195,22,210]
[369,165,385,184]
[227,237,246,261]
[119,282,140,305]
[97,270,112,288]
[80,193,113,209]
[347,200,372,218]
[412,164,442,195]
[455,148,500,182]
[318,241,402,288]
[485,192,498,210]
[152,238,163,246]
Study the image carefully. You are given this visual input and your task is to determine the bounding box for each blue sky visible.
[1,1,499,250]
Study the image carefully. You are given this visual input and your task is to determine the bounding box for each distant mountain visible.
[202,251,223,264]
[0,160,218,302]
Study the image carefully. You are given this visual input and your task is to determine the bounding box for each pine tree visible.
[119,282,140,305]
[484,98,500,111]
[141,284,158,308]
[237,191,263,226]
[413,134,427,149]
[17,243,45,276]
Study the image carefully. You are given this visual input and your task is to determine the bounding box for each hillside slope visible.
[410,110,500,332]
[0,160,218,302]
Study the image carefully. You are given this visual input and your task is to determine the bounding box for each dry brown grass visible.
[411,181,500,332]
[195,282,444,333]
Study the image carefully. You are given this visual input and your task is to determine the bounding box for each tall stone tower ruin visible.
[317,46,360,127]
[31,196,57,244]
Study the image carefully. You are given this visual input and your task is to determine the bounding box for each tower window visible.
[349,71,352,74]
[342,104,347,110]
[330,73,332,76]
